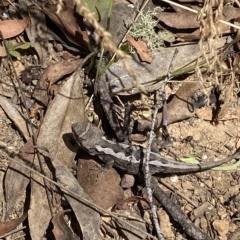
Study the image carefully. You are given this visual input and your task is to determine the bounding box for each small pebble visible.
[120,174,135,188]
[212,220,229,236]
[170,175,178,183]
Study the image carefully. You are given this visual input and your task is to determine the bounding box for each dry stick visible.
[159,179,198,208]
[152,177,213,240]
[0,31,54,216]
[144,49,178,240]
[1,152,157,240]
[160,0,240,30]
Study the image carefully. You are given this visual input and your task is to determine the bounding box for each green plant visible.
[8,42,32,58]
[130,7,172,51]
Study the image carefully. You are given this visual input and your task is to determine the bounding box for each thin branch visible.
[144,49,178,240]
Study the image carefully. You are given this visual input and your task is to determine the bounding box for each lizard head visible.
[72,122,91,142]
[71,122,104,147]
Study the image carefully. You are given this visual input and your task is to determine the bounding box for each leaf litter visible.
[0,0,240,239]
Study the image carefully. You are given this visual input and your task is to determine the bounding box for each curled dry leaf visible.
[32,58,83,106]
[37,63,86,168]
[42,0,89,49]
[0,213,27,235]
[128,36,152,63]
[52,210,78,240]
[0,19,28,39]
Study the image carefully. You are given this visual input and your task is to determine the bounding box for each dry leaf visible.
[0,95,30,140]
[128,36,152,63]
[32,59,83,106]
[51,157,103,239]
[77,158,124,209]
[28,170,52,240]
[0,19,28,39]
[157,11,198,29]
[4,133,37,215]
[28,65,86,239]
[37,64,86,168]
[157,6,240,36]
[42,0,89,49]
[0,213,27,235]
[52,210,78,240]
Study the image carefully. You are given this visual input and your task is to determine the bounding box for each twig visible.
[152,177,213,240]
[159,179,198,208]
[144,49,178,240]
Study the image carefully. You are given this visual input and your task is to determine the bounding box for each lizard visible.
[72,122,240,175]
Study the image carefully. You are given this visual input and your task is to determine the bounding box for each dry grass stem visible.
[196,0,223,85]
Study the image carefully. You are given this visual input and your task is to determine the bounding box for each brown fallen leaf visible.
[0,213,27,235]
[0,19,28,39]
[4,132,37,215]
[50,157,103,239]
[28,169,52,240]
[52,210,78,240]
[128,36,152,63]
[157,6,240,36]
[157,11,198,29]
[32,58,83,106]
[41,0,89,49]
[28,63,87,239]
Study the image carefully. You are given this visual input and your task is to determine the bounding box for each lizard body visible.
[72,122,239,175]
